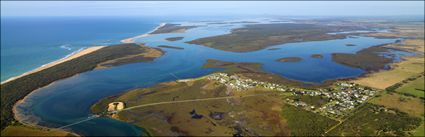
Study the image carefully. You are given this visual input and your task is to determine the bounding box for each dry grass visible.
[371,93,424,117]
[352,56,424,89]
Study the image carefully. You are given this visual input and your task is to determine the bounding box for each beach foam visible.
[59,44,72,50]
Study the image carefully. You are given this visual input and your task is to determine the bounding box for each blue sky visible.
[1,1,424,17]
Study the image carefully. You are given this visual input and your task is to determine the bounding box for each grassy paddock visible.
[413,120,425,136]
[371,93,424,117]
[396,76,424,98]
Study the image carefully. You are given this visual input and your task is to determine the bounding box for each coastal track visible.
[56,115,100,129]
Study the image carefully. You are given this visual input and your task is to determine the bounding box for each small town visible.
[208,73,378,119]
[207,73,287,91]
[287,82,378,119]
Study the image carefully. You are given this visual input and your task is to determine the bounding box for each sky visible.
[1,1,424,17]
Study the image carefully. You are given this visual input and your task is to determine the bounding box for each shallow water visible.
[15,20,410,136]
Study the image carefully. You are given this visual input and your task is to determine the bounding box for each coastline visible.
[1,46,105,85]
[4,43,165,136]
[120,23,166,43]
[1,22,168,85]
[12,81,81,136]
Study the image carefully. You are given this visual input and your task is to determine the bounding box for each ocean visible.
[1,16,161,81]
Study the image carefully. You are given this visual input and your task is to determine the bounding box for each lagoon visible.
[15,20,405,136]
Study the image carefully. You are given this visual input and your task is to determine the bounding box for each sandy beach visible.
[1,46,105,85]
[120,23,166,43]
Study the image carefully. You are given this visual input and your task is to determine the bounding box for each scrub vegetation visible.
[326,103,421,136]
[332,45,393,72]
[281,104,337,136]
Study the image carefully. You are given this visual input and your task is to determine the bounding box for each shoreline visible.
[12,81,81,136]
[2,22,168,84]
[1,46,105,85]
[120,23,166,43]
[6,43,164,136]
[2,21,168,84]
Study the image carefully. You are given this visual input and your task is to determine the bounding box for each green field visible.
[397,76,425,98]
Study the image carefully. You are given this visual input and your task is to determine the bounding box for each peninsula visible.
[1,43,164,132]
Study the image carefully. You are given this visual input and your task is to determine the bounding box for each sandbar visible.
[120,23,166,43]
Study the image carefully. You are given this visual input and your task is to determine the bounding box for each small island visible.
[268,48,281,50]
[202,59,262,73]
[345,44,357,46]
[311,54,324,59]
[276,57,303,62]
[158,45,184,50]
[165,37,184,41]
